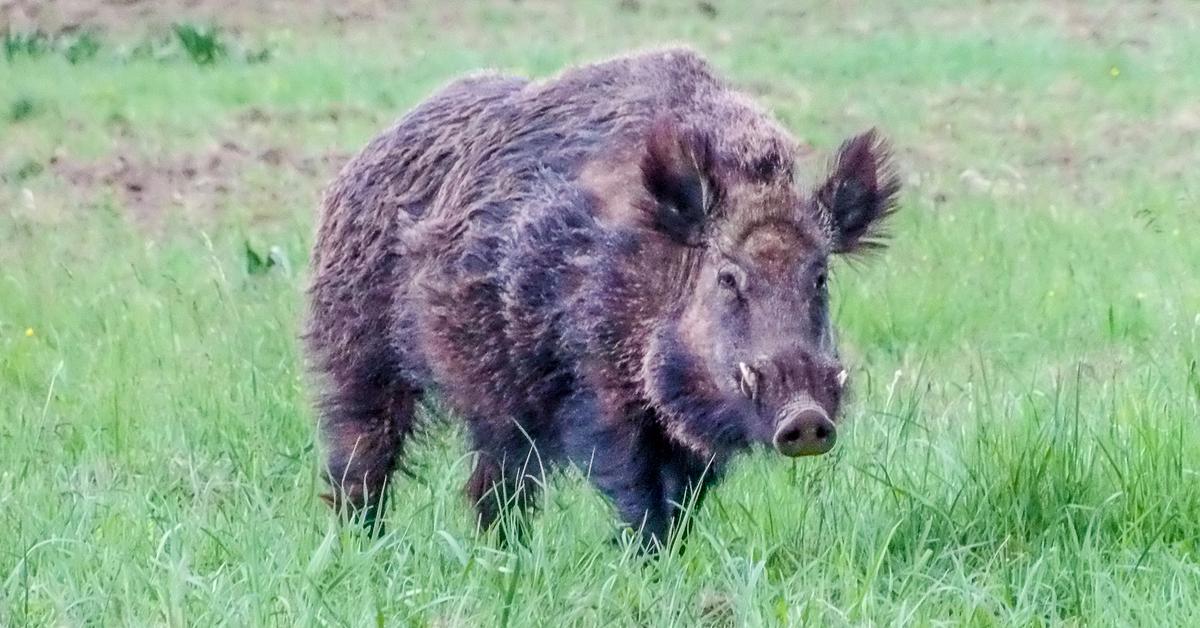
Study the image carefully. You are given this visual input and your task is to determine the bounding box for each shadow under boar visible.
[305,48,900,549]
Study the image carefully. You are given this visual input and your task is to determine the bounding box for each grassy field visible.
[3,1,1199,625]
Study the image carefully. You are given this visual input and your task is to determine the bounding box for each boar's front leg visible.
[659,444,723,544]
[561,390,679,550]
[464,418,546,535]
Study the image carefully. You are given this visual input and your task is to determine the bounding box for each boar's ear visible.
[815,129,901,254]
[639,119,718,246]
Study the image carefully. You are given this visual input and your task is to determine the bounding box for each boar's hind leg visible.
[319,364,421,533]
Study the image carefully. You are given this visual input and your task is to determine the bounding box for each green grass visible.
[2,1,1199,625]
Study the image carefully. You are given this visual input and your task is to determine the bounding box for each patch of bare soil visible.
[833,1,1198,49]
[49,139,349,225]
[1,0,400,35]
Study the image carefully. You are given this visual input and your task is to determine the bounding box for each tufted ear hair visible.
[815,129,901,254]
[638,118,719,246]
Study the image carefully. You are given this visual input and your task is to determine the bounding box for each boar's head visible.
[636,120,900,459]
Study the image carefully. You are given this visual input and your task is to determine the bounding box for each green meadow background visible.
[2,1,1198,625]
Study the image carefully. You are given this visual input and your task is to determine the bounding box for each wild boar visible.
[305,48,899,548]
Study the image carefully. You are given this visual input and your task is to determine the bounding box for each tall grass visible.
[2,1,1198,624]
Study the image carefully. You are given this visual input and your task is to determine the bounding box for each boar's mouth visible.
[736,361,760,401]
[733,361,846,457]
[734,361,845,400]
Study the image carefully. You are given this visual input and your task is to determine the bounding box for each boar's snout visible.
[772,397,836,457]
[732,350,845,456]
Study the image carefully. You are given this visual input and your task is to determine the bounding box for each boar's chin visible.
[641,326,771,456]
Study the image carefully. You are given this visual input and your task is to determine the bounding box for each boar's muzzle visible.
[733,351,845,456]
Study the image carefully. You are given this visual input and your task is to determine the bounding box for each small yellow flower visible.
[1047,290,1055,298]
[1136,292,1147,300]
[1174,228,1181,237]
[1110,66,1120,78]
[25,327,34,337]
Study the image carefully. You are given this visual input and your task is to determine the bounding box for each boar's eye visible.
[715,268,734,296]
[717,265,745,299]
[718,270,738,291]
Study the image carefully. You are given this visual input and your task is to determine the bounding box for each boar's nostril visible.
[776,423,803,444]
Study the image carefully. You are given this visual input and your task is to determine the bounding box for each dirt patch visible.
[49,139,350,225]
[1,0,400,35]
[898,1,1196,49]
[235,105,383,129]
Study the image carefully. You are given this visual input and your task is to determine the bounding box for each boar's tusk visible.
[738,362,759,401]
[836,369,848,388]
